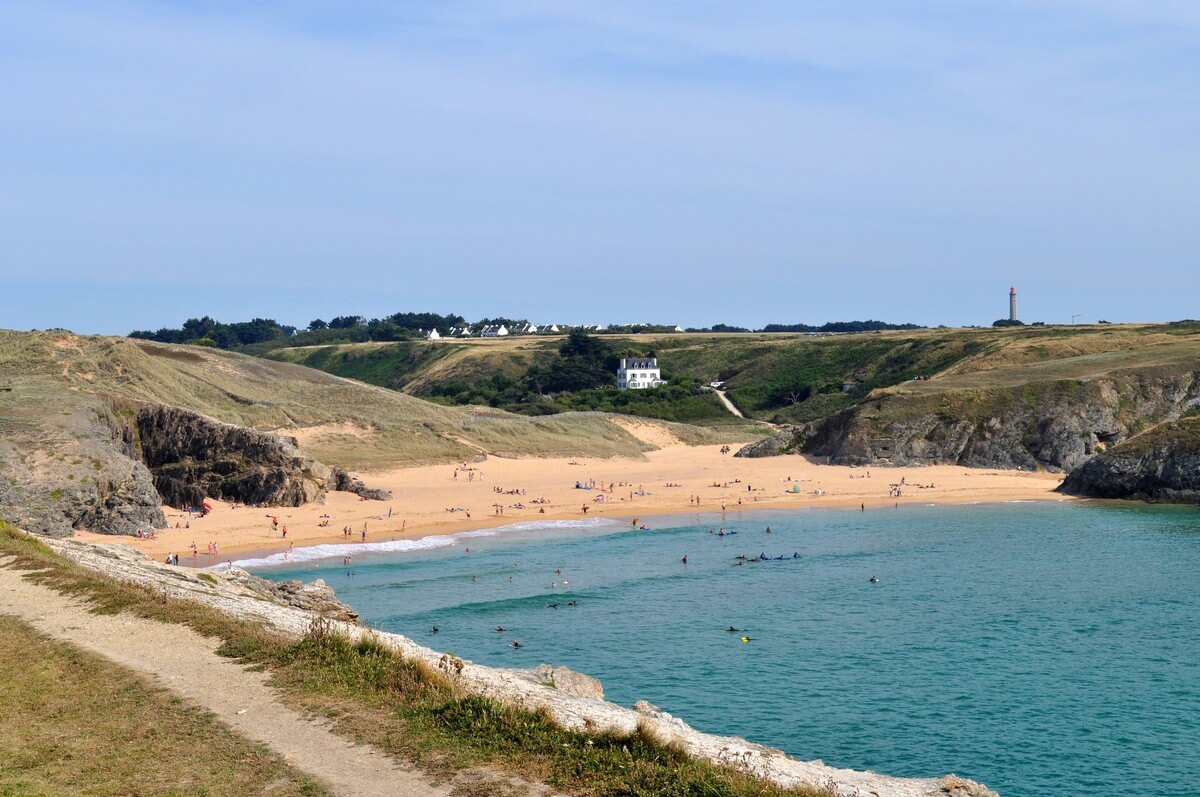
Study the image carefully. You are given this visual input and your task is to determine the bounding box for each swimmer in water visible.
[496,626,507,632]
[511,640,521,648]
[431,626,440,633]
[869,575,878,583]
[567,600,579,606]
[547,603,559,609]
[682,555,688,564]
[765,526,772,533]
[740,636,753,643]
[726,626,740,633]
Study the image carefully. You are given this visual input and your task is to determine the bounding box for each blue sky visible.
[2,1,1198,333]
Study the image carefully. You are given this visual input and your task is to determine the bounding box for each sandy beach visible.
[77,443,1069,565]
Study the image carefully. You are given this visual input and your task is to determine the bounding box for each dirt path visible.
[0,562,449,797]
[705,387,746,418]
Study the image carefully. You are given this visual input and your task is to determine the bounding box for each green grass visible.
[0,521,825,797]
[0,330,726,472]
[0,614,327,796]
[271,326,1200,426]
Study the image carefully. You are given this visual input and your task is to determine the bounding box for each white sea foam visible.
[220,517,621,570]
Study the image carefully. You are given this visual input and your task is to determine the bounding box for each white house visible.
[480,324,510,338]
[673,325,685,333]
[618,357,666,390]
[424,328,441,340]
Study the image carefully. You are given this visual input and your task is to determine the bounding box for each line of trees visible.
[761,320,922,333]
[130,314,927,351]
[131,312,470,350]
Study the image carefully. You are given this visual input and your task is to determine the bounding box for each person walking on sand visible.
[281,525,287,538]
[361,528,366,542]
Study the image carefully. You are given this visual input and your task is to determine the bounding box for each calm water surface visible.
[254,502,1200,796]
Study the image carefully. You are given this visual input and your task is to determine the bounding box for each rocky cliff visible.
[0,385,390,537]
[0,391,166,537]
[1059,417,1200,502]
[135,405,332,508]
[749,369,1200,472]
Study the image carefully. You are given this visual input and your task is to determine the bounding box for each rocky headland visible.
[1058,417,1200,502]
[742,369,1200,475]
[23,531,996,797]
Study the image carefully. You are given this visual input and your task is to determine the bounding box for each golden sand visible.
[77,444,1068,565]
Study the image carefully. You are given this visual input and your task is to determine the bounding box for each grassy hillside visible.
[0,331,755,473]
[263,323,1200,426]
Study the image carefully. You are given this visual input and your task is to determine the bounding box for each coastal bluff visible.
[1059,417,1200,502]
[29,532,997,797]
[739,366,1200,477]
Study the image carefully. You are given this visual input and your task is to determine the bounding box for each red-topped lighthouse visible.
[1009,285,1018,322]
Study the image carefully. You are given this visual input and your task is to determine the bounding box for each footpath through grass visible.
[0,522,828,797]
[0,613,327,797]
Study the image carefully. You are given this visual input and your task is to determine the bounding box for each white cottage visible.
[618,357,666,390]
[481,324,510,338]
[424,328,441,340]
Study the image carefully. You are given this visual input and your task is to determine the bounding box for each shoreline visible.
[74,444,1069,567]
[210,495,1079,571]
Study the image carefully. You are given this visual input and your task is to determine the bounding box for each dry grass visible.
[0,613,327,796]
[0,330,724,471]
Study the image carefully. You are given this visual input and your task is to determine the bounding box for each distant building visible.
[618,357,666,390]
[448,326,473,337]
[480,324,510,338]
[673,325,685,332]
[423,328,441,340]
[1010,285,1019,322]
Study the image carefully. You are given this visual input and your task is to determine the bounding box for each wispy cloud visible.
[1,1,1197,331]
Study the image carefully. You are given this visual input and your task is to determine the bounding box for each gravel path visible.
[0,562,449,797]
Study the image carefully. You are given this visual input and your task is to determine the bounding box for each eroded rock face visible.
[136,406,331,508]
[0,398,166,538]
[330,467,393,501]
[530,663,605,700]
[794,372,1200,471]
[734,426,802,458]
[220,568,361,623]
[1060,419,1200,502]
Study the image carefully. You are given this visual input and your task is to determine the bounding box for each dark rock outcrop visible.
[136,405,331,508]
[330,467,393,501]
[734,426,803,458]
[1059,418,1200,502]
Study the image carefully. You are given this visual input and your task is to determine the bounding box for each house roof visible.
[619,357,658,369]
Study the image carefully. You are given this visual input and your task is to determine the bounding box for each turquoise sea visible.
[249,502,1200,796]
